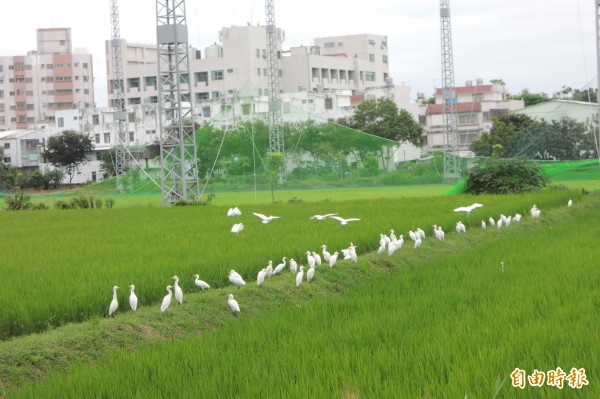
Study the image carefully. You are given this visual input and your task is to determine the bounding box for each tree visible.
[465,158,548,194]
[44,130,94,184]
[511,89,551,107]
[266,152,284,203]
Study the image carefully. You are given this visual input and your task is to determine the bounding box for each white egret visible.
[377,243,385,255]
[501,261,505,273]
[307,265,315,282]
[388,240,402,256]
[389,229,397,242]
[265,260,273,278]
[257,268,267,286]
[568,199,573,207]
[500,214,507,225]
[252,212,280,224]
[321,245,331,263]
[414,235,422,249]
[436,227,444,241]
[514,213,522,222]
[329,251,339,267]
[416,228,425,239]
[228,294,240,315]
[172,275,183,305]
[497,218,503,229]
[108,285,119,316]
[481,220,486,229]
[160,285,173,313]
[231,223,244,234]
[488,217,496,227]
[306,251,316,268]
[456,221,466,233]
[273,257,287,275]
[408,231,417,241]
[505,216,512,227]
[329,216,360,225]
[128,284,138,312]
[310,213,338,220]
[227,207,242,217]
[289,258,298,274]
[312,251,322,266]
[348,243,358,263]
[296,266,304,287]
[454,203,483,215]
[228,270,246,289]
[433,225,440,240]
[193,274,210,291]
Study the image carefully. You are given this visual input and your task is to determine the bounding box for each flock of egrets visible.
[107,199,572,317]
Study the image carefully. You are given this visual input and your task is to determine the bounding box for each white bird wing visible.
[253,212,269,220]
[233,207,242,215]
[454,207,468,212]
[470,203,483,209]
[345,218,360,222]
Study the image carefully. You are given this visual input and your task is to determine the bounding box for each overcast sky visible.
[0,0,597,107]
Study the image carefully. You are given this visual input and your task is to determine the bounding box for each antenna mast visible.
[440,0,460,179]
[155,0,200,205]
[110,0,130,189]
[265,0,285,180]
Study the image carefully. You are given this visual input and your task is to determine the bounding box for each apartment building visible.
[0,28,95,131]
[106,25,392,120]
[420,79,524,151]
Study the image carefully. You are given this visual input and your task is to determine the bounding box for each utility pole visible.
[109,0,130,190]
[265,0,285,181]
[155,0,200,205]
[440,0,461,179]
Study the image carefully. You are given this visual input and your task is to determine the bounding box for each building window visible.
[129,132,134,142]
[96,152,102,161]
[202,106,211,118]
[368,39,376,45]
[58,117,64,127]
[83,63,88,68]
[195,72,208,84]
[103,133,111,143]
[324,97,333,110]
[95,134,100,143]
[4,143,10,149]
[241,104,251,115]
[256,49,260,58]
[365,72,375,82]
[257,68,261,76]
[128,78,140,90]
[4,157,11,163]
[324,42,335,48]
[472,93,484,102]
[382,55,388,64]
[458,113,478,125]
[227,69,234,74]
[211,91,221,99]
[149,96,158,104]
[211,70,224,81]
[93,115,99,125]
[128,98,141,105]
[146,130,156,135]
[196,92,209,100]
[128,113,135,122]
[145,76,157,88]
[369,54,375,62]
[261,49,266,58]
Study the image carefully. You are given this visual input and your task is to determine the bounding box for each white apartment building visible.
[106,25,395,121]
[0,28,95,131]
[0,129,46,169]
[420,79,524,151]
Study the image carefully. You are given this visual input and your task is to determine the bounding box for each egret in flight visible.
[310,213,338,220]
[252,212,280,224]
[128,284,138,312]
[454,203,483,215]
[227,207,242,217]
[160,285,173,313]
[108,285,119,317]
[329,216,360,225]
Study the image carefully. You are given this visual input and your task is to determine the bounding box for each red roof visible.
[426,102,482,114]
[435,85,492,95]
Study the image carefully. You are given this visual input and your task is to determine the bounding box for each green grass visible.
[3,191,598,398]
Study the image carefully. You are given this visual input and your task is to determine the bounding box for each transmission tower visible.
[440,0,461,179]
[155,0,200,205]
[265,0,285,179]
[109,0,130,190]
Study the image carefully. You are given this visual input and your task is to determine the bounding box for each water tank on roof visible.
[465,80,472,86]
[476,78,483,85]
[385,77,394,87]
[205,44,223,58]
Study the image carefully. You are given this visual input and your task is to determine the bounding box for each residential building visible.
[0,129,46,169]
[0,28,95,131]
[512,99,597,124]
[420,79,525,151]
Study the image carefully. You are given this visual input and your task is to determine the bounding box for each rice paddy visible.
[0,187,597,398]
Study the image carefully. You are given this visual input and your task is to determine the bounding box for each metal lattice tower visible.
[265,0,285,164]
[596,0,600,165]
[109,0,130,189]
[440,0,461,179]
[155,0,200,205]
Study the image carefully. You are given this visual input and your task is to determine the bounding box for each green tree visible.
[512,89,551,107]
[465,158,548,194]
[45,130,94,183]
[266,152,284,203]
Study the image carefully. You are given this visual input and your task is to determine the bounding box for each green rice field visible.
[0,187,598,398]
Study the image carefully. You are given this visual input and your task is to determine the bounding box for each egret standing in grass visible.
[306,251,316,268]
[321,245,331,263]
[481,220,486,229]
[329,251,339,267]
[108,285,119,317]
[160,285,173,313]
[265,260,273,278]
[568,199,573,207]
[193,274,210,291]
[307,264,315,282]
[273,257,287,275]
[257,268,267,286]
[172,275,183,305]
[296,266,304,287]
[312,251,322,266]
[228,294,240,315]
[228,270,246,289]
[289,258,298,274]
[128,284,138,312]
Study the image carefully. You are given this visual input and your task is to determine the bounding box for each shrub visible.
[5,193,48,210]
[95,198,103,209]
[105,197,115,209]
[465,157,549,194]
